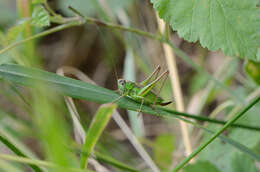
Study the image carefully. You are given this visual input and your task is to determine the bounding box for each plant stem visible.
[0,20,81,55]
[156,14,193,157]
[0,134,43,172]
[172,96,260,172]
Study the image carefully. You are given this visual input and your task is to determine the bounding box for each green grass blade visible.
[33,85,79,169]
[73,148,140,172]
[0,64,258,131]
[174,116,260,162]
[94,152,140,172]
[172,96,260,172]
[80,103,117,169]
[0,154,87,172]
[0,159,22,172]
[0,124,43,172]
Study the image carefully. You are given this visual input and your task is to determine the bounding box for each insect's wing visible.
[138,70,169,97]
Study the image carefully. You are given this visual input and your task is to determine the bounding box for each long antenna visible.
[113,63,119,81]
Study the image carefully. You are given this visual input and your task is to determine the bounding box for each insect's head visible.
[117,79,126,94]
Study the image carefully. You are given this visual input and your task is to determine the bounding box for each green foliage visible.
[2,64,260,171]
[80,103,117,169]
[245,60,260,85]
[174,96,260,172]
[5,20,28,44]
[0,31,13,64]
[154,134,175,170]
[199,103,260,172]
[0,1,260,171]
[183,161,220,172]
[33,86,78,169]
[231,153,259,172]
[257,48,260,61]
[31,5,50,27]
[94,152,140,172]
[0,123,43,171]
[151,0,260,61]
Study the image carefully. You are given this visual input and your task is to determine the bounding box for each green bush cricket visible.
[115,65,172,114]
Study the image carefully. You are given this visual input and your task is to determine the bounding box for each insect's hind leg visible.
[140,65,161,86]
[152,70,169,108]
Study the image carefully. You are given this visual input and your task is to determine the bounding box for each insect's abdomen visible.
[143,92,163,105]
[128,87,163,105]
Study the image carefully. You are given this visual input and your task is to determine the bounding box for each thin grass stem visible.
[172,96,260,172]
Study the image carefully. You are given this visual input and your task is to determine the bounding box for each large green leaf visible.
[152,0,260,61]
[31,5,50,27]
[5,20,28,44]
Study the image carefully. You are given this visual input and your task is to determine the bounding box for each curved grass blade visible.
[0,64,259,131]
[174,116,260,162]
[70,147,141,172]
[0,159,22,172]
[94,152,140,172]
[80,103,117,169]
[0,154,87,172]
[0,125,43,172]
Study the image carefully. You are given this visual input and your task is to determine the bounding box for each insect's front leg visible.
[111,93,126,103]
[132,95,145,117]
[137,98,145,117]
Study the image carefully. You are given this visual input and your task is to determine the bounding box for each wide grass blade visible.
[0,64,259,131]
[80,103,117,169]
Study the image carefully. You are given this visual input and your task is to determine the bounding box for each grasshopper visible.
[116,66,172,113]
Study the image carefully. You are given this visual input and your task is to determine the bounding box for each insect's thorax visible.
[118,80,136,95]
